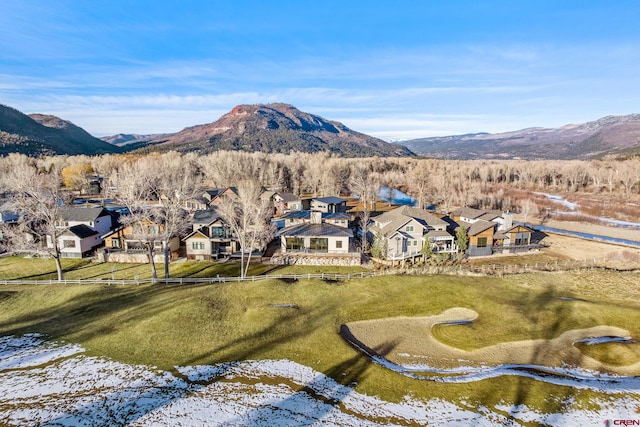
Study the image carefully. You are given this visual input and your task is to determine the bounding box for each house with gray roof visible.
[58,207,113,236]
[50,207,114,258]
[183,207,239,260]
[277,211,353,254]
[310,196,347,213]
[273,192,302,215]
[56,225,101,258]
[370,206,457,259]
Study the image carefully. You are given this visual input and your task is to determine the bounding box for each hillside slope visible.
[399,114,640,160]
[0,104,119,156]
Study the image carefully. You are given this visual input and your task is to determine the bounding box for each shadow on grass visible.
[0,284,175,343]
[224,340,399,426]
[6,281,384,425]
[504,284,584,421]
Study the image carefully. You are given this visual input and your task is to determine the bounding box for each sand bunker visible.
[343,308,640,386]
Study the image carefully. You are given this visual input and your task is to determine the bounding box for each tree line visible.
[1,151,638,279]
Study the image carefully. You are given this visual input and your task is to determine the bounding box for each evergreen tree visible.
[421,237,433,259]
[371,231,388,259]
[456,226,468,253]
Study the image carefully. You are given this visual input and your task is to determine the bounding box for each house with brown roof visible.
[494,224,534,253]
[450,208,534,257]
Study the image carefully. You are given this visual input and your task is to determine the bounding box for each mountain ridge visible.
[398,114,640,160]
[0,105,120,156]
[132,103,414,157]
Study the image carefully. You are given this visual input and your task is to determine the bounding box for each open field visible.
[0,269,638,420]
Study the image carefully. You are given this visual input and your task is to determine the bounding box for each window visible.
[154,241,163,248]
[211,227,226,238]
[477,237,488,248]
[112,238,121,249]
[286,237,304,251]
[309,238,328,252]
[406,225,414,232]
[515,237,527,246]
[63,240,76,248]
[192,241,205,250]
[147,225,160,234]
[335,240,343,249]
[413,240,418,247]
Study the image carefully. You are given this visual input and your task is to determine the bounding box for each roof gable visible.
[192,208,221,224]
[277,223,353,238]
[466,220,496,236]
[183,228,210,241]
[374,206,447,233]
[505,225,533,233]
[65,224,99,239]
[275,192,301,203]
[60,207,110,222]
[312,196,346,204]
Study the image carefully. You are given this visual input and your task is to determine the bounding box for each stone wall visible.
[270,253,362,266]
[98,251,167,264]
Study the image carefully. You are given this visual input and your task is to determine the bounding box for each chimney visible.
[310,211,322,224]
[501,211,513,231]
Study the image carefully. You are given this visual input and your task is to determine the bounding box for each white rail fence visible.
[0,256,630,286]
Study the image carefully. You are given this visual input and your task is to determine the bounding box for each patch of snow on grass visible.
[0,334,638,426]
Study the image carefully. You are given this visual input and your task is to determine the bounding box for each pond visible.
[378,186,416,206]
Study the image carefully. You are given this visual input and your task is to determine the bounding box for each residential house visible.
[58,207,113,236]
[273,192,302,215]
[183,208,239,261]
[48,207,114,258]
[460,220,497,257]
[450,208,533,257]
[0,201,18,247]
[102,216,181,259]
[451,207,509,229]
[209,187,239,204]
[183,188,226,211]
[309,196,348,213]
[494,224,534,253]
[369,206,456,259]
[56,225,101,258]
[277,211,353,254]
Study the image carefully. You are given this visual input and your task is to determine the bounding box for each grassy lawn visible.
[0,255,368,281]
[0,265,638,413]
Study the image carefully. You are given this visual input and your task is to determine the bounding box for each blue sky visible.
[1,1,639,140]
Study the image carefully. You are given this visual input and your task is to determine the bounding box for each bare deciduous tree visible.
[216,179,274,278]
[3,163,71,280]
[109,153,200,280]
[519,198,539,223]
